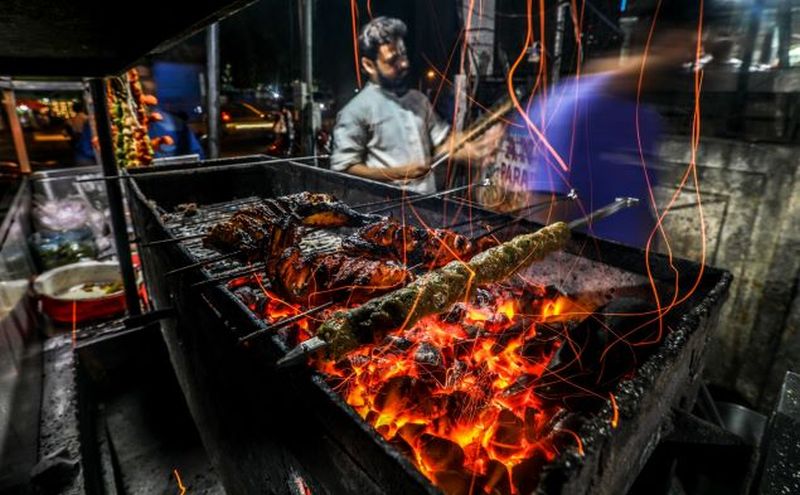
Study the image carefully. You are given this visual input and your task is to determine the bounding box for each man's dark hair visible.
[358,16,407,61]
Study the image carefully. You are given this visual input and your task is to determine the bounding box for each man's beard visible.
[378,71,409,95]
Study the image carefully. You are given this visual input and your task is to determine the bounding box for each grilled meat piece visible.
[343,219,474,267]
[204,205,283,255]
[275,247,410,305]
[317,222,571,357]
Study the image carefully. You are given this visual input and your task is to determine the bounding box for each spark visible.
[350,0,362,89]
[173,468,187,495]
[71,300,77,348]
[609,392,619,428]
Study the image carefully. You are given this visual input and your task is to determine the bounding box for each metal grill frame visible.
[126,159,732,495]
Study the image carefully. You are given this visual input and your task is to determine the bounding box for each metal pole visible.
[88,78,141,316]
[777,0,791,68]
[552,0,569,85]
[301,0,316,162]
[731,0,764,134]
[206,23,221,159]
[1,84,31,173]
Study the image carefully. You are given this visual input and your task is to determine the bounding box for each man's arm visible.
[343,162,430,183]
[434,123,504,164]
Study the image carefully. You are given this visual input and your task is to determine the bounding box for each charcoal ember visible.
[523,406,565,442]
[418,433,465,472]
[397,422,426,445]
[235,286,264,311]
[381,335,413,354]
[414,342,446,382]
[445,359,469,388]
[482,460,513,495]
[432,470,472,495]
[441,303,467,323]
[490,409,524,458]
[476,288,495,307]
[535,321,564,341]
[511,452,547,495]
[462,324,483,339]
[374,376,430,413]
[541,298,657,411]
[390,435,417,463]
[501,374,535,397]
[453,338,475,358]
[520,335,557,362]
[444,391,477,424]
[484,313,510,333]
[491,319,529,354]
[333,353,370,374]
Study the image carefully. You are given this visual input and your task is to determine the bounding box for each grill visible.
[127,158,732,495]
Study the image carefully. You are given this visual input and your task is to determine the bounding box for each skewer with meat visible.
[204,192,383,258]
[316,222,571,357]
[342,219,474,267]
[274,247,410,305]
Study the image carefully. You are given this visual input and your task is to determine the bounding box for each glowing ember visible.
[230,273,610,494]
[316,285,590,494]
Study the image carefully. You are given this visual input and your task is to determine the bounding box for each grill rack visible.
[127,159,733,495]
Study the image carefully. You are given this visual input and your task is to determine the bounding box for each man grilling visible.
[330,16,502,194]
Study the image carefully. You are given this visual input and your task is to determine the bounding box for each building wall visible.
[656,135,800,410]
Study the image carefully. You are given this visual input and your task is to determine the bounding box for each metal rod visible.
[276,336,328,368]
[277,196,640,367]
[191,264,265,289]
[147,181,485,249]
[567,197,639,229]
[73,155,329,182]
[470,189,578,242]
[430,96,517,170]
[449,190,576,231]
[206,22,221,159]
[89,78,141,316]
[367,179,488,215]
[239,301,334,344]
[140,232,205,248]
[551,0,569,85]
[1,85,31,173]
[165,251,240,277]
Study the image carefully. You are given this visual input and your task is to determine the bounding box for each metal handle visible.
[568,197,640,230]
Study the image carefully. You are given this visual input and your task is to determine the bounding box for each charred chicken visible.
[275,247,410,305]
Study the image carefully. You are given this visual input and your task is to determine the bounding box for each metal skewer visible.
[191,264,266,289]
[469,189,578,243]
[239,301,335,344]
[276,336,329,367]
[141,181,488,250]
[165,251,240,277]
[430,91,520,170]
[567,197,639,229]
[276,196,641,368]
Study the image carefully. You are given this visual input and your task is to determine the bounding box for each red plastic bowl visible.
[33,261,127,324]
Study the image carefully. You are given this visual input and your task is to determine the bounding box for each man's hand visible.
[443,123,505,163]
[387,162,431,182]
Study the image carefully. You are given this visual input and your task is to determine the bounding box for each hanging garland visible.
[105,69,173,168]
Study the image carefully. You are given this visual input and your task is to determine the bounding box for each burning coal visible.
[231,271,662,495]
